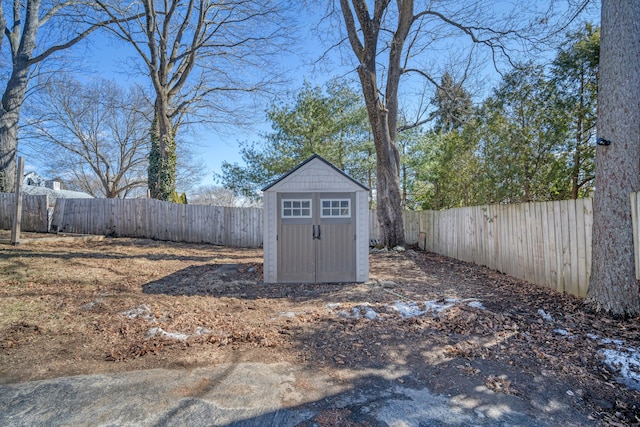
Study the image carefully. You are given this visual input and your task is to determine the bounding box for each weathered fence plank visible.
[404,198,599,298]
[40,198,264,248]
[0,193,48,232]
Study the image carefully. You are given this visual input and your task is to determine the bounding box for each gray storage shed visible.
[262,154,370,283]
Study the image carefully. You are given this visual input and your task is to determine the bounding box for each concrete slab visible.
[0,362,569,426]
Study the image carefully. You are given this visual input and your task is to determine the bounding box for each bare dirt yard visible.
[1,232,639,426]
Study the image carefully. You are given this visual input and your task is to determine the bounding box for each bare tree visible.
[334,0,592,247]
[0,0,131,193]
[189,185,260,207]
[586,0,640,316]
[96,0,291,201]
[23,78,151,198]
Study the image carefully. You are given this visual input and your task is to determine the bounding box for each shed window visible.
[282,199,312,218]
[321,199,351,218]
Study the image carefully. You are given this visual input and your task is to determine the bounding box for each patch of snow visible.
[392,301,427,318]
[537,309,555,322]
[336,304,382,320]
[145,327,189,341]
[350,307,363,318]
[467,301,486,310]
[337,310,354,319]
[600,338,625,346]
[392,246,405,252]
[580,333,640,391]
[329,298,478,320]
[424,300,456,314]
[600,348,640,391]
[195,327,211,336]
[279,311,297,318]
[121,305,155,321]
[364,307,379,320]
[80,301,103,311]
[553,329,569,336]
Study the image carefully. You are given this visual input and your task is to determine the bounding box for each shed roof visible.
[261,154,369,192]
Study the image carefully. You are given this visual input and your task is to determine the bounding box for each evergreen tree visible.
[219,81,374,198]
[552,24,599,199]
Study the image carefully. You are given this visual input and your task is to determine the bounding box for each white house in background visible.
[262,154,370,284]
[23,172,92,204]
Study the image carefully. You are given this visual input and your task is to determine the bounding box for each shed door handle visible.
[312,224,316,239]
[317,224,321,240]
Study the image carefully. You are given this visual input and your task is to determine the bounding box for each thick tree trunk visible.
[375,135,405,246]
[0,0,39,193]
[148,99,177,201]
[586,0,640,316]
[338,0,408,248]
[0,109,19,193]
[0,58,31,193]
[357,65,405,248]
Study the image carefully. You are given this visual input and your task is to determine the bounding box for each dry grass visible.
[0,237,269,381]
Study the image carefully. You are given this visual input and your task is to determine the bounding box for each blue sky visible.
[40,5,340,190]
[18,1,600,192]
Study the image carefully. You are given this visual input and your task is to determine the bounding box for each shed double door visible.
[277,192,356,283]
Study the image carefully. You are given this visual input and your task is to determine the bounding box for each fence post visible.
[10,157,24,244]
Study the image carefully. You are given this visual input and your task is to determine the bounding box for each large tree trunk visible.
[0,59,32,194]
[0,104,20,193]
[148,101,177,201]
[375,136,405,246]
[586,0,640,316]
[356,63,405,247]
[0,0,39,193]
[340,0,406,247]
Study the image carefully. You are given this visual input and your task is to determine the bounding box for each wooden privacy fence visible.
[368,210,422,245]
[415,199,594,298]
[0,193,48,233]
[51,198,263,247]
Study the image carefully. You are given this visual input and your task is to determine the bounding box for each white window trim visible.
[320,198,351,218]
[281,199,312,218]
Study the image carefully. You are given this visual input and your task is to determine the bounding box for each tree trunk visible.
[0,0,39,193]
[357,65,405,247]
[338,0,407,247]
[148,102,177,201]
[586,0,640,316]
[0,61,32,193]
[0,107,19,193]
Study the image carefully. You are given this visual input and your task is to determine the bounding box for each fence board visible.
[0,193,48,232]
[583,198,593,288]
[576,199,588,297]
[40,198,263,248]
[410,197,599,299]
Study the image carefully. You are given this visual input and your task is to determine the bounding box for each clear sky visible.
[35,4,342,191]
[18,1,600,193]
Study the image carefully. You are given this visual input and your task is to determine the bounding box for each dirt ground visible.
[1,232,639,426]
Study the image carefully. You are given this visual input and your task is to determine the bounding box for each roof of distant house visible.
[23,172,93,202]
[22,185,93,199]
